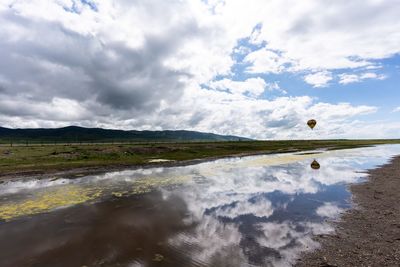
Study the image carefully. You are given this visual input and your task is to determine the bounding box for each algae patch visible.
[0,174,192,221]
[131,175,191,194]
[0,185,101,221]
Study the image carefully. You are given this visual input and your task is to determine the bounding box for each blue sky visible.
[230,34,400,108]
[256,55,400,109]
[0,0,399,139]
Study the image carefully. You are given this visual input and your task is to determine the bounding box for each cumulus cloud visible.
[0,0,197,112]
[0,0,398,138]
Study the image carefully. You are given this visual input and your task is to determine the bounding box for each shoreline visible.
[2,140,398,183]
[297,155,400,266]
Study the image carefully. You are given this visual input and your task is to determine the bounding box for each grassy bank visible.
[1,139,399,178]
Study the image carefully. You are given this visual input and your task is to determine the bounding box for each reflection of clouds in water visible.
[316,202,344,218]
[0,178,70,195]
[197,149,388,197]
[215,197,273,219]
[255,222,334,267]
[255,223,313,266]
[170,215,246,266]
[127,262,144,267]
[191,158,361,199]
[166,145,400,266]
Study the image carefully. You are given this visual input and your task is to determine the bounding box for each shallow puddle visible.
[0,145,400,266]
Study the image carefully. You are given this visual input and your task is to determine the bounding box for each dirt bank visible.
[297,156,400,267]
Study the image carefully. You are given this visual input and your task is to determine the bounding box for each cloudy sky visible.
[0,0,399,139]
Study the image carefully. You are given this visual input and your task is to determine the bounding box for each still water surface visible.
[1,145,400,267]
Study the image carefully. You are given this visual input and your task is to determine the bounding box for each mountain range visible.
[0,126,250,142]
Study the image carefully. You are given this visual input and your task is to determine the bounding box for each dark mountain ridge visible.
[0,126,250,142]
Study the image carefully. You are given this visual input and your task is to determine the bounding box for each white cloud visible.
[148,87,378,139]
[244,49,290,74]
[208,78,285,97]
[0,82,381,139]
[266,82,287,95]
[304,71,333,87]
[338,74,359,85]
[236,0,400,72]
[214,0,399,85]
[393,107,400,113]
[208,77,267,96]
[339,72,387,84]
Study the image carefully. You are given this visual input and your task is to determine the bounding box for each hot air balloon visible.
[307,119,317,130]
[310,159,320,170]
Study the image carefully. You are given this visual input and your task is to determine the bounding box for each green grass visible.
[0,139,399,177]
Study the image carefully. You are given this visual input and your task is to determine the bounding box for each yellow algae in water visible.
[231,153,327,169]
[131,175,192,194]
[242,154,318,168]
[0,185,101,221]
[195,152,329,178]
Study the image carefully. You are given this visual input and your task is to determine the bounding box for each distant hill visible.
[0,126,251,142]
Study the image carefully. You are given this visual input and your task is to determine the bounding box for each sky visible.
[0,0,399,139]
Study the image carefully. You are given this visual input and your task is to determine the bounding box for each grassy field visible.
[1,139,399,178]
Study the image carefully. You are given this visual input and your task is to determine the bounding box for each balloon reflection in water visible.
[310,159,321,170]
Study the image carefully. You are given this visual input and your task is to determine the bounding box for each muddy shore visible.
[297,156,400,267]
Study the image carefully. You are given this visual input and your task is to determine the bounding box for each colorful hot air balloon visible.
[310,159,320,170]
[307,119,317,130]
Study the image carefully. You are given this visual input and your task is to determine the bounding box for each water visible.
[0,145,399,267]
